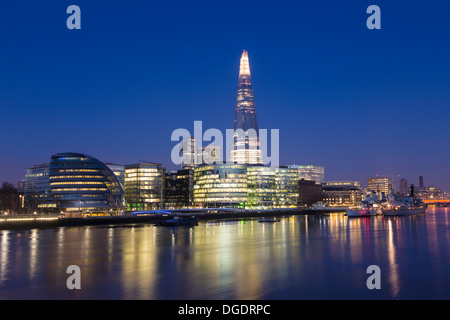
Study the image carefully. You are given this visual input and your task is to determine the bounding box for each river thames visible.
[0,207,449,300]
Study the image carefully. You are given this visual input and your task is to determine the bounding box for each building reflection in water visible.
[0,208,449,299]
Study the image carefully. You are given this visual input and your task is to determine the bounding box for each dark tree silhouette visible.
[0,182,19,214]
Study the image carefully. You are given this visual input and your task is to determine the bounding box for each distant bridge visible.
[422,199,450,205]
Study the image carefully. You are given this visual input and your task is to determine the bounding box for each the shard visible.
[230,50,263,164]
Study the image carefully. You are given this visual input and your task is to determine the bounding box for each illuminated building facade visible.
[193,164,298,209]
[106,163,125,189]
[49,153,125,215]
[230,50,263,165]
[24,163,56,212]
[124,162,165,211]
[193,164,248,208]
[247,166,277,209]
[322,185,363,207]
[322,181,361,188]
[180,136,198,169]
[288,164,325,184]
[273,167,300,208]
[180,136,222,169]
[368,177,393,196]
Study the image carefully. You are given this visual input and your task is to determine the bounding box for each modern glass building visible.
[49,153,125,215]
[106,163,125,189]
[230,50,263,165]
[24,163,56,212]
[194,164,299,209]
[247,166,277,209]
[274,167,299,208]
[165,169,194,209]
[288,164,325,184]
[124,163,164,211]
[193,164,248,208]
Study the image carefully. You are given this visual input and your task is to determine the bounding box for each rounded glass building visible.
[49,152,125,215]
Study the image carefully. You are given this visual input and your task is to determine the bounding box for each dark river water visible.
[0,207,449,300]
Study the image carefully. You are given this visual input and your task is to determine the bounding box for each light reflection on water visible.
[0,208,449,299]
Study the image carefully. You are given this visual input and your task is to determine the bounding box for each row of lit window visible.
[194,188,248,193]
[125,176,160,181]
[194,183,247,189]
[52,188,108,192]
[193,197,247,202]
[50,181,105,185]
[25,173,46,178]
[56,169,100,173]
[50,175,104,179]
[125,168,160,173]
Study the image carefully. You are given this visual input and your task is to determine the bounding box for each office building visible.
[106,163,125,189]
[124,162,165,211]
[274,166,299,208]
[24,163,56,212]
[399,178,408,195]
[322,180,360,188]
[246,166,277,209]
[193,164,248,208]
[193,164,298,209]
[322,185,363,207]
[368,177,393,196]
[165,168,194,209]
[180,136,222,169]
[299,179,324,207]
[288,164,325,184]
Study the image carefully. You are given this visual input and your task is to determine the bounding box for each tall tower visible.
[230,50,263,164]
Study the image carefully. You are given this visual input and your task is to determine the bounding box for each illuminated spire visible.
[231,50,263,165]
[239,50,251,78]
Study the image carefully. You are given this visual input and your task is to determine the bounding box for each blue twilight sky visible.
[0,0,449,191]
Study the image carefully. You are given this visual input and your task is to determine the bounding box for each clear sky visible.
[1,0,449,191]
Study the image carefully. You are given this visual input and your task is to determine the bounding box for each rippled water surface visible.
[1,208,449,299]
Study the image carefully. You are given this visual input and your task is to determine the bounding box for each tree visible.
[0,182,19,214]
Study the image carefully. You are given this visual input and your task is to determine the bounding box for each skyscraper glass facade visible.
[49,153,125,214]
[194,164,299,209]
[24,163,56,211]
[231,50,263,165]
[124,163,164,211]
[193,164,248,208]
[274,167,299,208]
[247,166,277,209]
[288,164,325,184]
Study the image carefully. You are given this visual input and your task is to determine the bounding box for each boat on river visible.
[346,191,382,217]
[382,186,427,216]
[157,216,199,226]
[258,217,279,223]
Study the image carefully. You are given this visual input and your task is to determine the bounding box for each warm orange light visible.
[422,199,450,203]
[239,50,251,77]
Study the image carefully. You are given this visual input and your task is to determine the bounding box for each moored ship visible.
[382,186,427,216]
[346,192,382,217]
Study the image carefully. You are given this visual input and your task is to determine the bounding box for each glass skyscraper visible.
[230,50,263,165]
